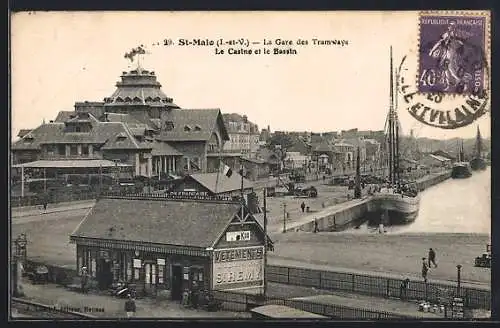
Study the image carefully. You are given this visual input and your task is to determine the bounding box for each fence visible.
[211,289,414,319]
[266,265,491,310]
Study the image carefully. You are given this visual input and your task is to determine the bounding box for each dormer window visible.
[194,125,202,132]
[165,121,174,131]
[23,135,34,143]
[184,125,191,132]
[116,133,127,142]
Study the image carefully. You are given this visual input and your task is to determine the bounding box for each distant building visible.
[174,172,254,197]
[430,150,455,161]
[222,113,260,157]
[284,151,309,170]
[420,154,452,168]
[259,125,272,145]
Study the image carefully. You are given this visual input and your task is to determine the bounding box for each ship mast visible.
[388,46,394,185]
[475,126,482,159]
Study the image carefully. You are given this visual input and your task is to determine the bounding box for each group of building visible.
[10,62,392,197]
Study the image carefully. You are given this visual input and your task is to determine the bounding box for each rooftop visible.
[188,172,253,194]
[70,197,242,249]
[158,109,229,142]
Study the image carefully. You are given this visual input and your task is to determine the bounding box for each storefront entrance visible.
[96,259,113,290]
[171,265,183,300]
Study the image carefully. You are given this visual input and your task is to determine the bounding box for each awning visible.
[12,159,132,169]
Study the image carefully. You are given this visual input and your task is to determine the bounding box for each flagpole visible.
[240,164,244,200]
[215,147,222,195]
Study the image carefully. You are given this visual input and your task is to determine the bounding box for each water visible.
[350,167,491,235]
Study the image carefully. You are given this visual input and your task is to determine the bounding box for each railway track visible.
[11,298,97,319]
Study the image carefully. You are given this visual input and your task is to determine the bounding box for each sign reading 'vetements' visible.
[212,246,264,290]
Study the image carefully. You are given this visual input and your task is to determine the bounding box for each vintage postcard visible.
[10,11,491,320]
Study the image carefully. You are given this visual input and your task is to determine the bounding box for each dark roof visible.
[71,198,241,248]
[17,129,33,138]
[104,68,179,108]
[12,119,150,150]
[313,142,335,153]
[157,109,229,142]
[188,172,253,194]
[54,111,76,122]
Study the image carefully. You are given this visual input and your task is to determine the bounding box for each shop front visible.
[70,194,272,299]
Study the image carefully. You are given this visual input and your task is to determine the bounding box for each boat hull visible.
[470,158,487,171]
[451,163,472,179]
[369,192,420,225]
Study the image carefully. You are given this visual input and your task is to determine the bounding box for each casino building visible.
[11,62,233,185]
[70,194,273,298]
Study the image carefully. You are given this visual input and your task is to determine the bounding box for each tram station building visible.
[69,195,273,299]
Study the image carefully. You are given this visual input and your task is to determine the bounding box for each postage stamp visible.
[418,13,487,95]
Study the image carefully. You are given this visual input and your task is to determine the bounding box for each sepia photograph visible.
[9,11,491,320]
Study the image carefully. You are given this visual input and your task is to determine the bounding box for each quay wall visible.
[288,171,452,233]
[286,198,371,233]
[415,170,452,191]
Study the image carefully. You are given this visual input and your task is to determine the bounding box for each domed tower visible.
[103,64,179,119]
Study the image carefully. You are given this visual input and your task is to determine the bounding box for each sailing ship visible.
[451,141,472,179]
[370,47,420,225]
[470,126,487,171]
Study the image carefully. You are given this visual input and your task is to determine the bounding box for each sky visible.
[11,11,490,140]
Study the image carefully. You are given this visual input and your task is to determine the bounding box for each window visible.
[55,144,65,155]
[70,145,78,156]
[184,125,191,132]
[46,144,56,155]
[81,145,89,156]
[194,125,202,131]
[165,121,174,131]
[75,126,82,132]
[158,265,164,284]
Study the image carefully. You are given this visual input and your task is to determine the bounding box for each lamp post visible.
[282,202,287,233]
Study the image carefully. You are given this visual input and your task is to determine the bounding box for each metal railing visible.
[266,265,491,310]
[211,289,415,319]
[10,191,99,208]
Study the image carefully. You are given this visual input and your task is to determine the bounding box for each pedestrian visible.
[428,248,438,268]
[313,218,319,233]
[191,281,199,309]
[421,257,429,283]
[80,266,88,294]
[124,294,136,318]
[300,202,305,213]
[399,278,410,300]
